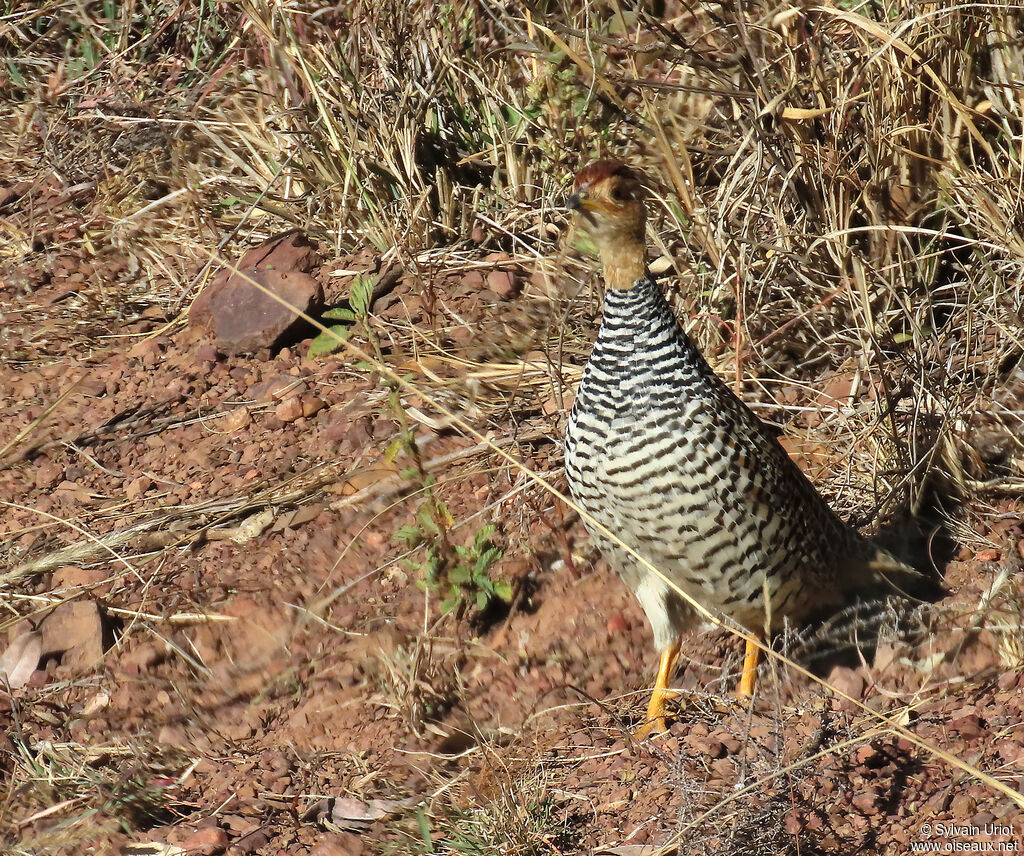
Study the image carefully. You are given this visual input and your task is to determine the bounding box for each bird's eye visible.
[611,184,634,202]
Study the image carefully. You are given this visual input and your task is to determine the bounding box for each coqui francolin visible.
[563,159,934,736]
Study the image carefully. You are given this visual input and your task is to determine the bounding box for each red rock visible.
[230,828,270,854]
[873,640,900,672]
[817,373,856,408]
[305,831,362,851]
[606,612,629,635]
[486,269,519,299]
[119,640,161,674]
[236,231,320,274]
[156,723,189,746]
[223,596,261,619]
[40,600,108,672]
[128,338,164,360]
[923,787,951,813]
[191,269,323,355]
[0,631,42,689]
[51,565,108,592]
[289,504,323,528]
[852,791,879,814]
[219,814,259,834]
[181,824,228,854]
[950,793,977,818]
[459,271,484,290]
[301,395,327,418]
[125,475,153,500]
[275,397,303,423]
[34,461,63,490]
[189,233,318,333]
[828,665,865,710]
[53,480,94,506]
[194,343,219,364]
[248,374,304,401]
[219,407,251,432]
[975,548,1000,562]
[853,743,882,767]
[949,714,984,739]
[0,180,33,208]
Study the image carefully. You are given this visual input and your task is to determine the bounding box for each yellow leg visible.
[634,637,682,739]
[738,632,763,701]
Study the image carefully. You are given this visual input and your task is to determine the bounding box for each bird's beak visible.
[566,192,583,211]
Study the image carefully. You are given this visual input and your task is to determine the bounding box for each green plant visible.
[308,273,374,357]
[310,272,511,616]
[447,524,510,612]
[396,503,510,615]
[393,483,452,603]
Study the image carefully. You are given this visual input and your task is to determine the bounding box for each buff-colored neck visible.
[600,239,648,290]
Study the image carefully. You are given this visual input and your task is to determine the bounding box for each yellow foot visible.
[633,638,682,740]
[737,633,763,701]
[633,715,669,740]
[633,686,681,739]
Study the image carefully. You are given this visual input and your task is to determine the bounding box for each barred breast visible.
[564,277,874,650]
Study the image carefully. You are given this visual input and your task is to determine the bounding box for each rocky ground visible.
[3,166,1024,856]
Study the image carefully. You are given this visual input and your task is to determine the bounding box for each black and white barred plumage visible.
[565,275,909,651]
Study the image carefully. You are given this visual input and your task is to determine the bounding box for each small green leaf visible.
[350,275,374,318]
[385,437,404,463]
[308,325,350,357]
[493,580,513,602]
[399,466,420,480]
[416,808,432,845]
[449,564,471,584]
[473,525,496,551]
[437,501,454,527]
[417,505,439,535]
[82,37,98,69]
[475,548,503,574]
[6,62,26,88]
[323,307,356,321]
[476,590,488,611]
[570,233,598,255]
[394,524,422,546]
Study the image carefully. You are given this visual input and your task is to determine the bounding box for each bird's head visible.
[567,160,649,289]
[568,159,647,247]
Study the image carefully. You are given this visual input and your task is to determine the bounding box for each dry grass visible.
[1,728,186,855]
[2,0,1024,852]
